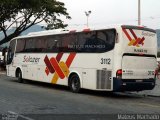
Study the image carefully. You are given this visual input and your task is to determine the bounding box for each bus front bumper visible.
[113,78,156,92]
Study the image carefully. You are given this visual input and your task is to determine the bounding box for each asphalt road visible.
[0,73,160,120]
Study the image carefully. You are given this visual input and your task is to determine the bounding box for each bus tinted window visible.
[77,29,116,52]
[46,35,61,52]
[25,38,36,52]
[16,39,25,53]
[61,34,77,52]
[14,29,115,53]
[10,40,16,54]
[35,37,47,52]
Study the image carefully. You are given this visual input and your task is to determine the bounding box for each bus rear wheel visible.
[69,74,81,93]
[17,69,23,83]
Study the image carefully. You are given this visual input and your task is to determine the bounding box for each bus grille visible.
[97,70,111,89]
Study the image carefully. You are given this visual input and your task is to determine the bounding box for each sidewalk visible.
[132,78,160,97]
[0,70,6,75]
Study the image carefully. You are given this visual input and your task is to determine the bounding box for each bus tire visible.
[69,74,81,93]
[17,69,23,83]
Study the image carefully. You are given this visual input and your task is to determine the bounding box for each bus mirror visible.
[2,51,5,56]
[2,47,7,56]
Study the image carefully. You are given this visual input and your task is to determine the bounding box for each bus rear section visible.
[114,25,157,92]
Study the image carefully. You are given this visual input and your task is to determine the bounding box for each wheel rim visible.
[71,77,79,91]
[18,72,21,79]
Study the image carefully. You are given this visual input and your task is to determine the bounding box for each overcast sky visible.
[59,0,160,29]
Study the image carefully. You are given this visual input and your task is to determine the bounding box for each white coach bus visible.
[6,25,157,92]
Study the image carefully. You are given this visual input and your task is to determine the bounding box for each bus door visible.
[7,39,16,77]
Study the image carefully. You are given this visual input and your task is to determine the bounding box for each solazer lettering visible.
[142,31,155,37]
[23,55,40,63]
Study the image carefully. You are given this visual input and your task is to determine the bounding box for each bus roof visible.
[13,25,156,39]
[14,25,121,39]
[121,25,156,33]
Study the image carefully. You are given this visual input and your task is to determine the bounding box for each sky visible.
[59,0,160,29]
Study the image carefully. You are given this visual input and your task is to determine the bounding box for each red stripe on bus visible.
[133,38,141,46]
[129,29,137,39]
[66,53,76,67]
[56,52,64,62]
[45,53,63,75]
[44,55,55,73]
[122,28,132,41]
[139,37,145,45]
[45,67,49,76]
[50,57,65,79]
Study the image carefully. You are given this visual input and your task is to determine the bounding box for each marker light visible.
[83,28,91,32]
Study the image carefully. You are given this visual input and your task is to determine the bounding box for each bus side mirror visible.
[2,47,7,56]
[2,50,5,56]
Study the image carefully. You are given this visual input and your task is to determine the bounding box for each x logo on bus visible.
[44,53,76,84]
[123,28,145,47]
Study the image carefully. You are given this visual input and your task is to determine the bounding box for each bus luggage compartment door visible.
[122,56,156,80]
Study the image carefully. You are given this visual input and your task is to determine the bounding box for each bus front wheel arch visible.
[68,73,81,93]
[16,68,23,83]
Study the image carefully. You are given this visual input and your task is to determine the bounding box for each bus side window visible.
[35,37,47,52]
[24,38,36,52]
[77,32,92,52]
[76,30,116,53]
[100,30,116,51]
[61,34,77,52]
[46,35,61,52]
[16,39,25,53]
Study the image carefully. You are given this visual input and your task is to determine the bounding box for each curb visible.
[147,95,160,97]
[0,71,6,75]
[129,92,160,97]
[136,93,160,97]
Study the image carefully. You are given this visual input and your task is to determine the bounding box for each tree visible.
[0,0,71,45]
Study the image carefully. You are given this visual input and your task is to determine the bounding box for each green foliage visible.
[0,0,71,45]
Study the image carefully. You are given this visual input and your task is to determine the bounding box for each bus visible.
[0,48,3,64]
[6,25,157,92]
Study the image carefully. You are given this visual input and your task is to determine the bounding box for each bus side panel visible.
[72,52,114,91]
[8,49,115,91]
[6,65,16,77]
[82,68,97,90]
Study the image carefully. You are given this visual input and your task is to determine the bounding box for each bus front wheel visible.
[69,74,81,93]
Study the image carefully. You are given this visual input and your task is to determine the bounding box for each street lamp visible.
[85,10,92,27]
[138,0,141,25]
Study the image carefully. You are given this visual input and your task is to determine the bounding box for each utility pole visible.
[85,11,92,27]
[138,0,141,25]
